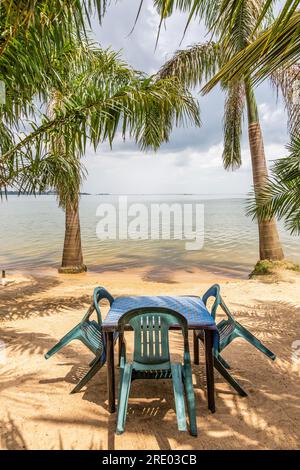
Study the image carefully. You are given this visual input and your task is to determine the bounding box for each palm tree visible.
[3,42,200,272]
[0,2,114,273]
[47,87,86,274]
[247,133,300,235]
[1,2,200,272]
[156,0,285,262]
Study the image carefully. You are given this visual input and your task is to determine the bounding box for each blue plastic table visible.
[102,295,218,414]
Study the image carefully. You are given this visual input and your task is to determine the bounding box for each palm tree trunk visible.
[58,196,87,273]
[245,79,284,261]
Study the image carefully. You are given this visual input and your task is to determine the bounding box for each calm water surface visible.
[0,195,299,275]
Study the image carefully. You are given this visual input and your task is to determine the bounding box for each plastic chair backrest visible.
[118,307,189,366]
[83,287,114,325]
[202,284,235,322]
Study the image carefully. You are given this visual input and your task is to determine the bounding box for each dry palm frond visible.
[222,80,245,170]
[271,63,300,134]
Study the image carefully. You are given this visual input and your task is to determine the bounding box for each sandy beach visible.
[0,266,299,450]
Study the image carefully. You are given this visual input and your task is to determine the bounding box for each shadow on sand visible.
[1,289,299,450]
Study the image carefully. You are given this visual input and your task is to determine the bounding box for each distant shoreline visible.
[4,192,247,198]
[4,191,92,196]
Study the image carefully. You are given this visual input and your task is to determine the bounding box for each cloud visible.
[259,103,285,124]
[91,1,207,73]
[82,140,286,196]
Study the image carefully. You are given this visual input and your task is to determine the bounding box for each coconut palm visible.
[247,134,300,235]
[155,0,285,262]
[3,41,200,272]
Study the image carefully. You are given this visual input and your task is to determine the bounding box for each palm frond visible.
[158,42,222,87]
[0,1,108,123]
[254,0,299,41]
[153,1,219,43]
[0,1,107,49]
[203,10,300,91]
[13,151,85,209]
[222,80,245,170]
[223,0,268,51]
[247,133,300,234]
[0,1,109,202]
[154,1,212,20]
[153,0,277,42]
[271,63,300,135]
[1,58,200,193]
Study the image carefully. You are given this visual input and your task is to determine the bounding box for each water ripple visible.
[0,195,299,272]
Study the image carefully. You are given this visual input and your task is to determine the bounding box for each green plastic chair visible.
[193,284,276,396]
[45,286,115,394]
[116,306,197,436]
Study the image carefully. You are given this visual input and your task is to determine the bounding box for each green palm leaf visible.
[247,134,300,234]
[1,42,200,195]
[203,10,300,91]
[159,42,222,87]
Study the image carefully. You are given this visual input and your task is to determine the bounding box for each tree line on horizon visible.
[0,0,299,273]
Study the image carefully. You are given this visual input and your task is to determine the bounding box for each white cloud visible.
[259,102,286,125]
[82,137,287,196]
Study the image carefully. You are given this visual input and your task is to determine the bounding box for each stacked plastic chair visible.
[193,284,276,396]
[45,286,115,394]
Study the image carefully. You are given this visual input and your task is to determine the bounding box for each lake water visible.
[0,195,299,276]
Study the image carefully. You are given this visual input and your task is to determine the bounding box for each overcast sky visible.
[81,1,289,196]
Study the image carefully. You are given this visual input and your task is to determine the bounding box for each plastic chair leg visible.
[171,363,187,432]
[217,354,231,369]
[118,333,125,367]
[118,343,126,395]
[89,357,98,367]
[214,356,248,397]
[183,363,197,437]
[193,331,200,365]
[116,363,133,435]
[45,325,80,359]
[236,324,276,360]
[71,356,105,394]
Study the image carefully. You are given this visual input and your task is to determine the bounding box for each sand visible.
[0,266,299,450]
